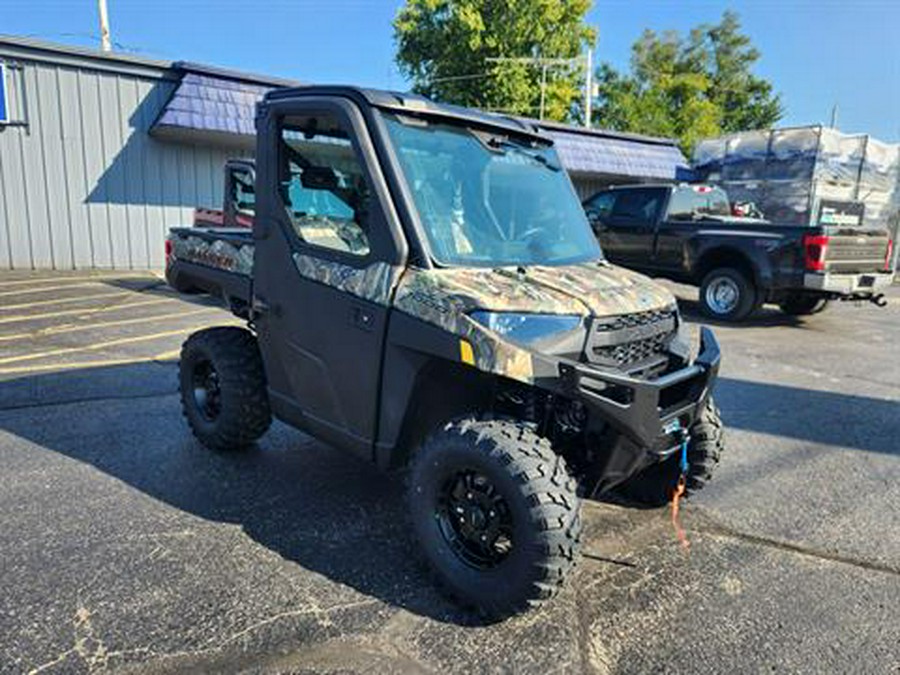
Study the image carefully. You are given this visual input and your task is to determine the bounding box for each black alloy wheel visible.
[191,359,222,422]
[436,469,514,570]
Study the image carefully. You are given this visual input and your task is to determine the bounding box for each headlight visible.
[469,311,583,345]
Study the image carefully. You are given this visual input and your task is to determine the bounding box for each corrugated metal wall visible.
[0,55,241,270]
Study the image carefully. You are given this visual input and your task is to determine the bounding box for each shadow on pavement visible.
[0,361,481,626]
[677,298,809,329]
[716,376,900,455]
[97,275,230,311]
[3,361,895,627]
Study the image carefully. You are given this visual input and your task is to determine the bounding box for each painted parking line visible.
[0,349,183,375]
[0,307,217,342]
[0,327,196,366]
[0,281,108,298]
[0,272,159,289]
[0,297,176,326]
[0,290,141,312]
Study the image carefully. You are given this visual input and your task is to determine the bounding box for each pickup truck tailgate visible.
[825,233,891,273]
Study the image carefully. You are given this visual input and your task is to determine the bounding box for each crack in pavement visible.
[691,515,900,577]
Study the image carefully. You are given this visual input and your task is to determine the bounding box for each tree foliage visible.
[595,11,783,154]
[394,0,595,122]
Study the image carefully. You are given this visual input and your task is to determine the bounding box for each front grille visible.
[593,332,672,367]
[588,308,677,371]
[594,308,676,333]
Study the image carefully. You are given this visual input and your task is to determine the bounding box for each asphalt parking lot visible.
[0,271,898,674]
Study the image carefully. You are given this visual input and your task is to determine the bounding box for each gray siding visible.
[0,56,241,270]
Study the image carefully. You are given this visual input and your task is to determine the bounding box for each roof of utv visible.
[265,85,545,141]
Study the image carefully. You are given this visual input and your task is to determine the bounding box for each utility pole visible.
[97,0,112,52]
[539,64,548,119]
[486,55,585,121]
[584,48,593,128]
[830,103,839,129]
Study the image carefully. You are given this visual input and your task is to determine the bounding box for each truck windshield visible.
[382,114,602,267]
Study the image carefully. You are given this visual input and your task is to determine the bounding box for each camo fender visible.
[393,268,558,383]
[170,235,254,276]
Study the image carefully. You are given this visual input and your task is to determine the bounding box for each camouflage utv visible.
[165,86,724,618]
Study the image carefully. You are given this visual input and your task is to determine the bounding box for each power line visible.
[487,55,589,121]
[427,72,495,84]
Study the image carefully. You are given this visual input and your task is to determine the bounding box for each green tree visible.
[594,11,782,154]
[393,0,595,122]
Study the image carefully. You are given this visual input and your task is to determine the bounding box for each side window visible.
[610,189,662,222]
[586,192,616,219]
[665,189,697,221]
[230,169,255,216]
[278,114,371,257]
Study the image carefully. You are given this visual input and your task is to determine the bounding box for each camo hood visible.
[394,261,676,320]
[393,261,677,384]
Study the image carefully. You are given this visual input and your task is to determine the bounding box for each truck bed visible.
[166,227,254,316]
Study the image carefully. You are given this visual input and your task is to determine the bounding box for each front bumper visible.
[558,327,721,490]
[803,271,894,295]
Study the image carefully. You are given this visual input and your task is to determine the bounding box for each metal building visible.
[0,36,289,270]
[0,35,689,271]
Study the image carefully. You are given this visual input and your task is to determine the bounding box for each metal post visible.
[98,0,112,52]
[584,48,593,128]
[539,64,547,120]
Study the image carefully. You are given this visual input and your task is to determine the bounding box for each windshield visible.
[382,114,602,267]
[666,186,732,220]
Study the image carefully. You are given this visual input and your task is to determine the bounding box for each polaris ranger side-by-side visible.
[165,86,724,617]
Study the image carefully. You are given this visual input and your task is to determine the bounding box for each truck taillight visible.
[165,239,173,266]
[802,234,829,272]
[886,239,894,271]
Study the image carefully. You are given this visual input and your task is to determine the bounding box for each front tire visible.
[614,398,725,507]
[699,267,757,321]
[408,418,581,618]
[179,326,271,450]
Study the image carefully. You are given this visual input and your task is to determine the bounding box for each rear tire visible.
[614,398,725,507]
[408,418,581,618]
[699,267,757,321]
[179,326,271,450]
[779,294,829,316]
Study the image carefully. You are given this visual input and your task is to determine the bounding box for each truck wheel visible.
[700,267,757,321]
[779,294,829,316]
[614,398,725,507]
[408,418,581,618]
[179,326,271,450]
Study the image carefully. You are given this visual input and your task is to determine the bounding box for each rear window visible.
[666,186,731,220]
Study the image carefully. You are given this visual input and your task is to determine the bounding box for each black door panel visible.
[252,99,403,457]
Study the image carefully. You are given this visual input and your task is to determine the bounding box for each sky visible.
[4,0,899,141]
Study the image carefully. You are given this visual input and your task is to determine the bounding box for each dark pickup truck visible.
[583,183,895,321]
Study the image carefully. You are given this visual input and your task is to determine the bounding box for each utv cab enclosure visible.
[166,86,724,618]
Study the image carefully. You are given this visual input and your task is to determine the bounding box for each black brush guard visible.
[558,327,721,491]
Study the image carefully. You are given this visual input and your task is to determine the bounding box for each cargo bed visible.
[165,227,254,316]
